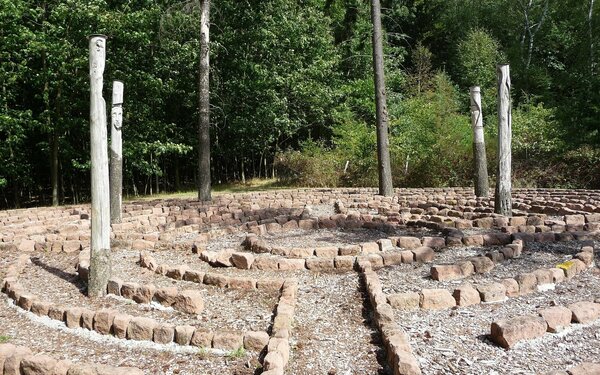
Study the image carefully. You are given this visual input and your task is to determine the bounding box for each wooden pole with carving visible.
[110,80,124,224]
[88,35,111,296]
[470,86,489,197]
[495,65,512,216]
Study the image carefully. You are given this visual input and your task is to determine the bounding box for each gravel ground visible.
[379,242,588,293]
[397,270,600,375]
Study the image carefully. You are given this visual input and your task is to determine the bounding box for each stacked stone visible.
[0,343,143,375]
[391,245,595,310]
[262,279,297,375]
[491,299,600,348]
[360,260,421,375]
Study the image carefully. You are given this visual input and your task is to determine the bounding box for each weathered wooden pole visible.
[495,64,512,216]
[110,80,124,224]
[470,86,489,197]
[88,35,111,296]
[370,0,394,197]
[197,0,212,202]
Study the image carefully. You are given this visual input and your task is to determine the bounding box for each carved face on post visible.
[89,36,106,79]
[112,107,123,130]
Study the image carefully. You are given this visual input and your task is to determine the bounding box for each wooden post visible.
[88,35,111,297]
[110,80,124,224]
[197,0,212,202]
[470,86,489,197]
[495,65,512,216]
[370,0,394,197]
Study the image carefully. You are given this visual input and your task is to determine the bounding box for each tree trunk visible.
[370,0,394,197]
[470,86,489,197]
[197,0,212,202]
[88,35,111,297]
[110,80,124,224]
[590,0,596,74]
[50,131,59,206]
[495,65,512,216]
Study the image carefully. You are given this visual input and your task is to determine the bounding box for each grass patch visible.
[226,346,246,359]
[0,335,11,343]
[197,346,209,360]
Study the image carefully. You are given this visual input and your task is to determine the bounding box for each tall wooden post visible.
[88,35,111,296]
[197,0,212,202]
[495,65,512,216]
[110,80,124,224]
[370,0,394,197]
[470,86,489,197]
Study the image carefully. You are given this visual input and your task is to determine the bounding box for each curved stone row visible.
[388,246,596,310]
[359,260,421,375]
[2,256,270,353]
[490,299,600,349]
[0,343,142,375]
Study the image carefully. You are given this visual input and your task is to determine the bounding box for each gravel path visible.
[286,271,391,375]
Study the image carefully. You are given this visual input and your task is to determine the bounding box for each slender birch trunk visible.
[495,65,512,216]
[470,86,489,197]
[110,80,124,224]
[370,0,394,197]
[88,35,111,297]
[197,0,212,202]
[590,0,596,74]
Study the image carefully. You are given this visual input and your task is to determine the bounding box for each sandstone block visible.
[470,256,495,273]
[305,258,334,271]
[430,262,473,281]
[515,273,538,295]
[174,325,195,345]
[477,283,507,303]
[20,354,57,375]
[153,287,179,306]
[452,284,481,306]
[388,292,420,310]
[539,306,572,333]
[421,236,445,249]
[420,289,456,310]
[568,362,600,375]
[490,315,547,348]
[568,301,600,324]
[334,256,355,270]
[501,278,520,297]
[120,282,138,299]
[377,239,395,252]
[64,308,83,329]
[153,323,175,344]
[190,329,213,348]
[314,246,338,258]
[132,284,156,304]
[360,242,380,254]
[212,331,243,351]
[203,273,229,288]
[397,237,421,250]
[230,252,255,269]
[106,278,122,296]
[127,317,157,341]
[277,258,306,271]
[183,270,204,283]
[111,313,132,339]
[243,331,269,351]
[412,247,434,263]
[173,290,204,314]
[93,309,117,335]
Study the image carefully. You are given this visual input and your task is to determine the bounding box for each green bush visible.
[275,140,342,187]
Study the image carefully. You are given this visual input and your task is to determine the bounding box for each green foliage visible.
[226,346,246,359]
[0,335,10,343]
[275,140,342,187]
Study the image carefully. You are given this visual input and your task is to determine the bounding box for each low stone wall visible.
[389,246,596,310]
[490,299,600,348]
[0,343,143,375]
[359,260,421,375]
[544,362,600,375]
[2,256,270,352]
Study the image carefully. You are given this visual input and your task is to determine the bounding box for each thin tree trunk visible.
[470,86,489,197]
[110,80,124,224]
[88,35,111,297]
[50,131,59,206]
[370,0,394,196]
[590,0,596,74]
[197,0,212,201]
[495,65,512,216]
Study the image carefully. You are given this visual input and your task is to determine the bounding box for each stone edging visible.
[543,362,600,375]
[490,299,600,348]
[358,260,422,375]
[388,246,596,310]
[0,343,143,375]
[1,256,270,353]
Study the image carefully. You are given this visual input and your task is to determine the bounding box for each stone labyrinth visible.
[1,187,600,375]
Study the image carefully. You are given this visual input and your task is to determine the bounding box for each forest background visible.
[1,0,599,208]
